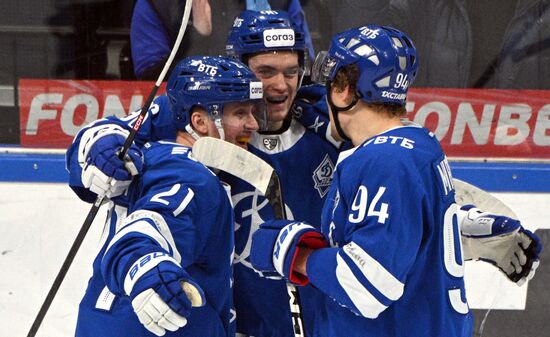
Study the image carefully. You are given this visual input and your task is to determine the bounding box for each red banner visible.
[18,80,550,159]
[407,89,550,159]
[18,79,166,148]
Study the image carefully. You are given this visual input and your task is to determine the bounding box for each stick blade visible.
[192,137,275,195]
[453,178,517,219]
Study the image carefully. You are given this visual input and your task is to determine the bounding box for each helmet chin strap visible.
[214,117,225,141]
[326,82,357,143]
[185,124,201,140]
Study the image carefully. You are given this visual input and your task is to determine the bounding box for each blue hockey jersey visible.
[307,125,474,337]
[75,141,235,337]
[228,118,339,337]
[67,94,340,337]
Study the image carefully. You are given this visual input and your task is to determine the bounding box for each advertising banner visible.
[19,79,166,148]
[18,80,550,159]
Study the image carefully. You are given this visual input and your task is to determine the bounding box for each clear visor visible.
[311,51,337,84]
[211,100,268,132]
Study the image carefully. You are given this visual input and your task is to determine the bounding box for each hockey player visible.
[228,11,541,337]
[67,10,541,337]
[72,55,263,337]
[249,25,542,337]
[223,10,340,337]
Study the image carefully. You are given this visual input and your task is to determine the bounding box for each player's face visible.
[220,101,260,149]
[247,51,300,130]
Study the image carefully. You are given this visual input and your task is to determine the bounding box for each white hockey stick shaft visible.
[26,3,193,337]
[193,137,306,337]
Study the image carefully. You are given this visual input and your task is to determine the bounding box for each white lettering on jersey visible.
[349,186,389,224]
[436,158,454,196]
[365,135,415,149]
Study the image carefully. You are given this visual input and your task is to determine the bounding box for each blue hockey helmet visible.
[167,55,264,132]
[226,10,308,66]
[311,25,418,105]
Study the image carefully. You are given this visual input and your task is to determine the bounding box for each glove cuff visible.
[273,222,328,286]
[124,252,180,296]
[288,232,328,286]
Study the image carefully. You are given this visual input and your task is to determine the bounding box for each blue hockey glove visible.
[82,130,143,199]
[251,220,328,286]
[292,85,328,125]
[459,205,543,286]
[126,253,205,336]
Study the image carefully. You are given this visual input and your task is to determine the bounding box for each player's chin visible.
[267,106,289,123]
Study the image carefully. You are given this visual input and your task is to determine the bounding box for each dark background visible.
[2,0,550,145]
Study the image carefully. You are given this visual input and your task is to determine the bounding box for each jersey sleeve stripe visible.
[342,242,404,301]
[173,188,194,217]
[127,210,181,263]
[105,218,171,257]
[335,253,388,318]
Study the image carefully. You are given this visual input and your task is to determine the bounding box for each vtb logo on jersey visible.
[263,137,278,150]
[312,154,334,197]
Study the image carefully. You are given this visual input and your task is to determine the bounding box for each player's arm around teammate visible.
[75,56,263,337]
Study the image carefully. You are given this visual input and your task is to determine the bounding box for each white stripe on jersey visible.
[120,210,182,263]
[336,253,388,318]
[249,119,306,153]
[342,242,404,301]
[104,210,183,263]
[105,219,171,257]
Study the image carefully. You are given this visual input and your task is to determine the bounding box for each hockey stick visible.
[453,178,517,218]
[192,137,306,337]
[25,3,193,337]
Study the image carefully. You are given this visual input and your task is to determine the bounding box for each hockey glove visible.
[292,85,329,129]
[82,130,143,199]
[459,205,542,286]
[126,253,205,336]
[251,220,328,286]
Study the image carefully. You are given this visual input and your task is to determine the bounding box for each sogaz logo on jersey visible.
[263,28,295,48]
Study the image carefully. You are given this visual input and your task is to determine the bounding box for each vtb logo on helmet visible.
[311,25,419,105]
[166,56,264,131]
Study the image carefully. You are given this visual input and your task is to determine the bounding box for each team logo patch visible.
[263,138,278,150]
[312,154,334,197]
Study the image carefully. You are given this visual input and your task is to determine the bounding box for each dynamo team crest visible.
[312,154,334,198]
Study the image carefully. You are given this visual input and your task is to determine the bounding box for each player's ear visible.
[190,109,209,136]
